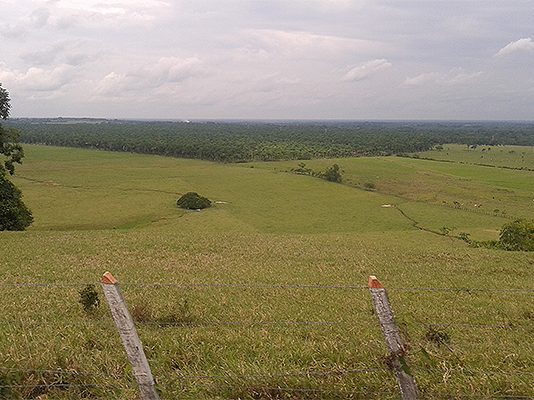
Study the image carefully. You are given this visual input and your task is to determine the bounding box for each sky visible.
[1,0,533,120]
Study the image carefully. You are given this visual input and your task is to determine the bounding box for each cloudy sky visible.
[1,0,533,120]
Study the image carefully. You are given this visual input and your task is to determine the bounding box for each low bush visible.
[177,192,212,210]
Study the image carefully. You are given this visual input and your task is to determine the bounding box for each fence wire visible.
[1,282,533,293]
[175,367,384,381]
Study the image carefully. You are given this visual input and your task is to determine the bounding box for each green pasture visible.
[1,145,533,399]
[418,143,534,170]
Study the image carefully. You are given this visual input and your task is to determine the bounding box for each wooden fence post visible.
[101,272,160,400]
[368,275,419,400]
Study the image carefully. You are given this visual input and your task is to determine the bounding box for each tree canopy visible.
[0,83,32,231]
[177,192,212,210]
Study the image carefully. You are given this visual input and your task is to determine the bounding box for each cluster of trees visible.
[0,84,32,231]
[292,162,343,183]
[176,192,212,210]
[458,219,534,252]
[13,119,534,163]
[9,119,534,164]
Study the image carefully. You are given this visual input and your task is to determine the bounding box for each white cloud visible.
[5,0,173,32]
[342,59,392,82]
[95,57,205,97]
[20,41,92,66]
[241,29,384,58]
[402,69,483,87]
[495,38,534,57]
[0,63,75,92]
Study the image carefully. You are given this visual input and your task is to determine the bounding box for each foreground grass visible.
[1,145,533,399]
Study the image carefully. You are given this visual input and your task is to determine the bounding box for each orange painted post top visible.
[102,271,118,285]
[368,275,384,289]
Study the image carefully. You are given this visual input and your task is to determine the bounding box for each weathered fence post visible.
[101,272,160,400]
[368,275,419,400]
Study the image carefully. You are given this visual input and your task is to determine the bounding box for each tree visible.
[176,192,212,210]
[0,83,33,231]
[322,163,343,183]
[499,219,534,251]
[0,173,33,230]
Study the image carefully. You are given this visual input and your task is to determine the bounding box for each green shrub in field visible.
[78,284,100,313]
[499,219,534,251]
[0,173,33,231]
[321,164,343,183]
[177,192,212,210]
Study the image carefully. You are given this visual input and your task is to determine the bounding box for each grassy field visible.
[418,144,534,170]
[1,145,533,399]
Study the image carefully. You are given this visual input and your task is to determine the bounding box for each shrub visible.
[177,192,211,210]
[79,284,100,313]
[499,219,534,251]
[322,164,343,183]
[0,173,33,231]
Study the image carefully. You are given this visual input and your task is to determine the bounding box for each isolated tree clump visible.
[499,219,534,251]
[177,192,212,210]
[321,163,343,183]
[0,83,33,231]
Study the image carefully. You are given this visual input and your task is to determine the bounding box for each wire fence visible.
[1,279,533,399]
[1,281,534,292]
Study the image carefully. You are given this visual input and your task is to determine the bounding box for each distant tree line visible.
[7,119,534,163]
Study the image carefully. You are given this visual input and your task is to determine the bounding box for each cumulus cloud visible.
[342,59,392,82]
[20,41,92,66]
[4,0,172,32]
[95,57,205,97]
[495,38,534,57]
[0,63,75,92]
[402,69,483,87]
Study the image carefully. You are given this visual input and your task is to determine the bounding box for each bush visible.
[177,192,212,210]
[363,182,376,190]
[79,284,100,313]
[0,173,33,231]
[499,219,534,251]
[321,164,343,183]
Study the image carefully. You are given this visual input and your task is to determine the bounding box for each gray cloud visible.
[2,0,534,119]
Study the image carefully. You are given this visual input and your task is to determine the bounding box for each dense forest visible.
[7,119,534,162]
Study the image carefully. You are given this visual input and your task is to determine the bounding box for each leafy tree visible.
[322,164,343,183]
[0,83,32,231]
[499,219,534,251]
[177,192,212,210]
[0,173,33,230]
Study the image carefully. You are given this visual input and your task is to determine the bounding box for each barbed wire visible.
[425,322,527,329]
[1,282,532,293]
[175,367,384,380]
[389,287,534,293]
[0,383,117,389]
[0,367,100,376]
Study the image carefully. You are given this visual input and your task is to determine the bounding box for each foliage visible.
[321,163,343,183]
[499,219,534,251]
[10,118,534,164]
[0,84,10,119]
[0,84,32,231]
[177,192,212,210]
[1,85,24,175]
[0,174,33,231]
[363,182,376,190]
[78,284,100,313]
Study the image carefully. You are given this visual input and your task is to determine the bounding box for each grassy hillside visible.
[417,144,534,170]
[1,145,532,399]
